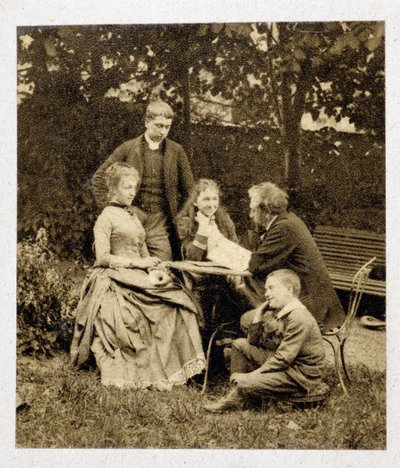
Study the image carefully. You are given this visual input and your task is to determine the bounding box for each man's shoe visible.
[204,397,238,413]
[312,382,330,396]
[204,389,242,413]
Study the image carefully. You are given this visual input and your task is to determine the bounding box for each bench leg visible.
[340,338,351,382]
[324,336,350,396]
[334,339,349,396]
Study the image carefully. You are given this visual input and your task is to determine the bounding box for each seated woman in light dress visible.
[70,162,205,390]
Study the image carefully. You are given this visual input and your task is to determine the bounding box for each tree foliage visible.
[194,22,384,190]
[17,22,385,258]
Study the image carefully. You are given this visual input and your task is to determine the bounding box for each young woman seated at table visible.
[175,179,250,327]
[70,162,205,390]
[175,178,239,262]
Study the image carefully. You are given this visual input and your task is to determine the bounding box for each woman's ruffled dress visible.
[70,206,205,390]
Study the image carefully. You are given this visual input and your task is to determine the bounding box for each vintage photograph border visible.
[1,0,400,466]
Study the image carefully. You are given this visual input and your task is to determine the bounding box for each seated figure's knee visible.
[232,337,251,354]
[240,308,257,335]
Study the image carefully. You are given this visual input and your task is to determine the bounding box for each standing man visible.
[92,100,194,261]
[242,182,346,332]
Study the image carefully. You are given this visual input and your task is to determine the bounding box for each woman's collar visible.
[109,201,126,208]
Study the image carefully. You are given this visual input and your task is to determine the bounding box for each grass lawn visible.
[16,353,386,450]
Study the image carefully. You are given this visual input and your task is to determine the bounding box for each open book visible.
[206,236,251,271]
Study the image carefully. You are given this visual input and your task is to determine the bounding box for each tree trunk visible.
[281,64,312,193]
[281,74,301,188]
[181,65,193,158]
[284,95,303,191]
[275,23,313,193]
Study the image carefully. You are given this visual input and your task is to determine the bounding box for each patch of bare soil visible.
[324,318,386,373]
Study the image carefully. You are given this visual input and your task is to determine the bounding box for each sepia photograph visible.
[2,0,400,466]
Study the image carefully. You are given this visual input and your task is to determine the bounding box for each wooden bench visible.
[313,225,386,297]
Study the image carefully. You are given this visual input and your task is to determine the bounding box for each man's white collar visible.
[260,215,278,240]
[144,132,161,150]
[276,298,306,319]
[265,215,278,231]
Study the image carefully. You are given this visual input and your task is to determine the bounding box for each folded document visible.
[207,236,251,271]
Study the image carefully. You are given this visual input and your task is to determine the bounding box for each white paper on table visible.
[206,236,251,271]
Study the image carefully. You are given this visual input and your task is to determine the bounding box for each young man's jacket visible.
[91,134,194,218]
[247,299,326,392]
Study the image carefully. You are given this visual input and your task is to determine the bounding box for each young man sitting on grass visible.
[204,269,329,413]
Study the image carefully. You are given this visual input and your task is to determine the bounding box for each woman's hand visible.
[195,210,212,227]
[142,256,162,269]
[130,256,161,269]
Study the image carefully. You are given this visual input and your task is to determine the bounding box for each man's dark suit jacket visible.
[91,134,194,218]
[246,212,346,332]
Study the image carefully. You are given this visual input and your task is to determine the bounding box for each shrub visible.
[17,228,79,357]
[18,189,97,261]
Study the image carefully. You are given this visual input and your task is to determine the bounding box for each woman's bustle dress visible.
[70,205,205,390]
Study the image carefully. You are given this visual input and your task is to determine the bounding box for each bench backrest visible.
[313,225,385,274]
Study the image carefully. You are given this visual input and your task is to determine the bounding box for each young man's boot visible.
[203,388,243,413]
